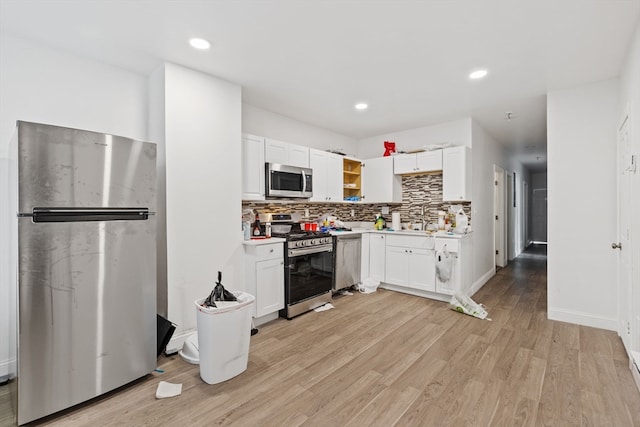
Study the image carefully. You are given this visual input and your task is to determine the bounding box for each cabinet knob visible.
[269,248,274,253]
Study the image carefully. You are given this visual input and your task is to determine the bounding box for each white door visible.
[532,189,548,243]
[494,166,507,267]
[616,114,634,354]
[369,234,386,282]
[255,258,284,317]
[309,149,327,202]
[326,153,344,201]
[241,134,265,200]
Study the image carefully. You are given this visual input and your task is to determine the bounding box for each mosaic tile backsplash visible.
[242,173,471,227]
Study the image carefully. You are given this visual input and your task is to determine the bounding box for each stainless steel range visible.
[261,213,334,319]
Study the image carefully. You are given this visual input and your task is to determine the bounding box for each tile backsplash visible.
[242,172,471,227]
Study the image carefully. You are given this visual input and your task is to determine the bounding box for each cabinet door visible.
[309,149,328,201]
[265,139,289,165]
[408,249,435,292]
[443,146,471,201]
[385,246,408,285]
[325,152,344,201]
[288,144,309,168]
[416,150,442,172]
[255,257,284,317]
[242,134,265,200]
[393,154,416,174]
[369,234,386,282]
[362,157,402,203]
[360,233,370,280]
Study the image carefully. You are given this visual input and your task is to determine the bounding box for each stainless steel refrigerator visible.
[9,121,157,425]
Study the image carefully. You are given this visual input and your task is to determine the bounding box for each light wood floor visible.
[8,245,640,426]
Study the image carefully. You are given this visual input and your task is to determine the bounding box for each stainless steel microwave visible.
[266,163,313,198]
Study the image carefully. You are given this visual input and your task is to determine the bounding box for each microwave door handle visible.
[301,170,306,193]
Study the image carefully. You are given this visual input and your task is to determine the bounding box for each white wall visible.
[530,172,548,243]
[149,63,243,350]
[242,104,358,155]
[0,158,14,379]
[0,34,148,156]
[547,78,619,330]
[470,120,509,291]
[357,118,472,160]
[0,34,149,378]
[506,157,531,258]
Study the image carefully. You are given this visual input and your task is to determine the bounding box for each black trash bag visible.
[202,271,237,308]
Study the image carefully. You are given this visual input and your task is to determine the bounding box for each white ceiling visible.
[1,1,639,172]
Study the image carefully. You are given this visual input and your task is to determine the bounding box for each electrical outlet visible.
[350,209,354,217]
[381,206,389,215]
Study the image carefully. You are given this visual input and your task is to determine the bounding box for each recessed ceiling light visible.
[355,103,368,110]
[189,38,211,50]
[469,69,488,80]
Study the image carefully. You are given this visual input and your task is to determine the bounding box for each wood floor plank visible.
[12,244,637,427]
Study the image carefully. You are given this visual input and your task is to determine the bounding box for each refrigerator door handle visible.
[29,207,151,222]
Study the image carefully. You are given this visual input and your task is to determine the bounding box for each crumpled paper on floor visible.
[156,381,182,399]
[313,303,334,312]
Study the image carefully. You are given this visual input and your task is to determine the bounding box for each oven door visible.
[286,246,333,305]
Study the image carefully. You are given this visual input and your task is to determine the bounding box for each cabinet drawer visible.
[435,238,459,253]
[386,234,435,249]
[256,243,284,260]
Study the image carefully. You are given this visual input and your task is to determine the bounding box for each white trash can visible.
[194,291,255,384]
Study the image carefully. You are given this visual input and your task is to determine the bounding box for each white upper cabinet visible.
[442,146,472,201]
[265,138,309,168]
[394,150,443,175]
[242,134,265,200]
[309,148,343,202]
[289,144,310,168]
[361,156,402,203]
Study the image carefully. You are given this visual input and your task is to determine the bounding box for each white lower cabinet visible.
[434,237,472,295]
[245,242,284,318]
[384,235,435,292]
[369,234,386,282]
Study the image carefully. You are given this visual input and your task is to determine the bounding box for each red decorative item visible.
[383,141,396,156]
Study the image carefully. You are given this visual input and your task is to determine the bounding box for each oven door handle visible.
[288,246,333,257]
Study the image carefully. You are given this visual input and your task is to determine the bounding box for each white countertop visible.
[242,237,286,246]
[331,228,472,239]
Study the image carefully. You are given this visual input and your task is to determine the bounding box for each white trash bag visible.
[450,293,491,320]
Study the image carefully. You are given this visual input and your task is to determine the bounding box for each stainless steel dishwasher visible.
[333,233,362,291]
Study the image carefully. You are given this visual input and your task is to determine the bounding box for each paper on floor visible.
[313,303,335,312]
[156,381,182,399]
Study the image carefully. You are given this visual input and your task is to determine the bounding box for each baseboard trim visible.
[469,268,495,297]
[547,307,618,331]
[0,357,16,379]
[631,352,640,393]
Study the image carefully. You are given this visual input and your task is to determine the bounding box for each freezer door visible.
[17,217,156,425]
[17,121,156,212]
